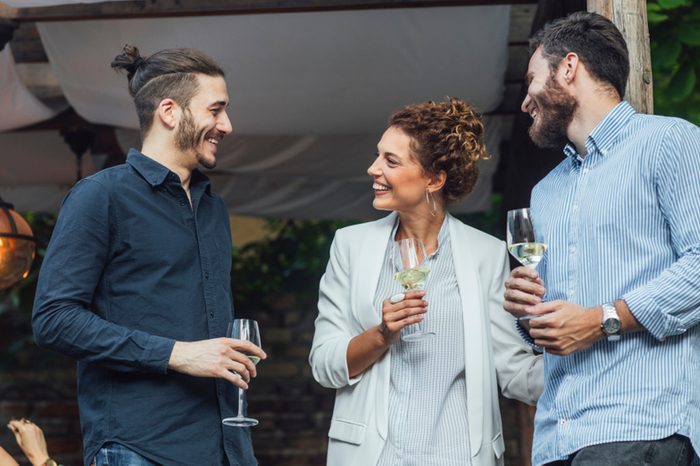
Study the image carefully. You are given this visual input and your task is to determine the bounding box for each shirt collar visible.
[390,212,450,260]
[563,101,636,162]
[126,149,212,194]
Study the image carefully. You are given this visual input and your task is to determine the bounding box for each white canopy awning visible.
[0,5,511,218]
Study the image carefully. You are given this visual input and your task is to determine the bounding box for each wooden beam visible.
[2,0,536,22]
[587,0,653,114]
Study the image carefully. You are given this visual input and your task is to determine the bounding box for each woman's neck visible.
[395,210,446,255]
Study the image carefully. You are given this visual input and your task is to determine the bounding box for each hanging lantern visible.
[0,197,35,290]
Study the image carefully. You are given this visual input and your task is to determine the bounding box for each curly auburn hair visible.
[388,97,488,202]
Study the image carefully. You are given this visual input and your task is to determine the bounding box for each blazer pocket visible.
[328,417,367,445]
[491,432,505,458]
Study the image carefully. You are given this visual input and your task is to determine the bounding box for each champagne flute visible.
[506,208,547,321]
[222,319,262,427]
[394,238,435,341]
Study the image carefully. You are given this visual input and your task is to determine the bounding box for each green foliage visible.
[231,219,354,313]
[649,0,700,124]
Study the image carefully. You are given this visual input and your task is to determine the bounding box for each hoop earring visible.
[425,190,438,217]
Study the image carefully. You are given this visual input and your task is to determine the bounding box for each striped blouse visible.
[375,217,472,466]
[530,101,700,465]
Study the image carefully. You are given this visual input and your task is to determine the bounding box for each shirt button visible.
[179,201,185,207]
[560,419,568,426]
[204,272,209,280]
[209,312,214,318]
[570,245,576,253]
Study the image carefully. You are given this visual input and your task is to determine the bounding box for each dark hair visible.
[388,97,488,202]
[530,11,629,99]
[111,45,225,134]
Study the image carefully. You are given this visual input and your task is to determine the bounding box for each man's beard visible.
[528,75,577,149]
[175,109,217,169]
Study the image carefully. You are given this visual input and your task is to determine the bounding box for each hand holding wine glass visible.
[506,208,548,321]
[393,238,435,341]
[223,319,263,427]
[506,208,547,269]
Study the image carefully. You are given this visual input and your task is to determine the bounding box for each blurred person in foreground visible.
[310,97,544,466]
[32,45,265,466]
[1,418,57,466]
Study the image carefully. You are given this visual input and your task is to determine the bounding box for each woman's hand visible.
[7,419,50,466]
[379,290,427,344]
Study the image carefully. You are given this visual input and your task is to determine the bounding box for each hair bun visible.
[110,44,146,83]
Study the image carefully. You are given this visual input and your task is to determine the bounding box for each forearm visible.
[33,300,174,373]
[347,326,391,378]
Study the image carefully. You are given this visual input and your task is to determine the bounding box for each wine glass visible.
[222,319,262,427]
[506,208,548,321]
[393,238,435,341]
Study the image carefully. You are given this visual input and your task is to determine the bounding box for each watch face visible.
[603,318,621,334]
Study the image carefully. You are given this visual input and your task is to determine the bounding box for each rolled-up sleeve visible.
[32,178,174,373]
[309,230,361,389]
[622,122,700,341]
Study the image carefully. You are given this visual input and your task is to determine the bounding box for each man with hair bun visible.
[32,45,265,466]
[504,11,700,466]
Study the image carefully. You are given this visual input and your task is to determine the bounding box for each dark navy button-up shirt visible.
[33,150,255,466]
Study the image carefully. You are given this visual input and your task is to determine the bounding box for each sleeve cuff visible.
[622,289,677,341]
[145,335,177,374]
[515,319,544,353]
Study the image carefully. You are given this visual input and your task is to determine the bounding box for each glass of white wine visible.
[394,238,435,341]
[222,319,261,427]
[506,208,548,321]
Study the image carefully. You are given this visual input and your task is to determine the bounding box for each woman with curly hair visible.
[310,98,544,466]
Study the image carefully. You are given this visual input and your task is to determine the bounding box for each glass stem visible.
[237,387,246,418]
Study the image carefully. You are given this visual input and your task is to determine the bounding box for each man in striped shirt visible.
[503,11,700,466]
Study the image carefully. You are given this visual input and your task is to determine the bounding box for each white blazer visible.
[310,213,543,466]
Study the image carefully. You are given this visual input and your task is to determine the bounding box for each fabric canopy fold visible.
[0,46,56,131]
[0,5,510,218]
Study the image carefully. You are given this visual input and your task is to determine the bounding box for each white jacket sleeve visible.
[489,246,544,405]
[309,231,362,389]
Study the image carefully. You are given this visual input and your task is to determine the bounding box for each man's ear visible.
[560,52,580,84]
[427,170,447,193]
[156,98,178,129]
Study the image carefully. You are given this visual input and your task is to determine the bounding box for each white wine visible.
[508,242,547,268]
[394,266,430,291]
[247,355,261,365]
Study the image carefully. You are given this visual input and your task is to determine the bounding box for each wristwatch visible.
[43,459,58,466]
[601,302,621,341]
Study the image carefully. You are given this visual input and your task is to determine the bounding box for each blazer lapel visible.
[353,212,397,330]
[449,215,486,455]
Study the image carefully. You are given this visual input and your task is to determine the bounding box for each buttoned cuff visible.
[146,335,177,374]
[515,319,544,353]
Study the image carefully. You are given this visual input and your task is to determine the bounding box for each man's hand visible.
[504,266,546,319]
[7,419,49,466]
[527,300,603,356]
[168,338,267,390]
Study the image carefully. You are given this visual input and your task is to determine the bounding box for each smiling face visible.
[521,47,578,149]
[174,74,232,169]
[367,126,433,213]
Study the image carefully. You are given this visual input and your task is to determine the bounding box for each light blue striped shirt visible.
[530,101,700,465]
[375,217,471,466]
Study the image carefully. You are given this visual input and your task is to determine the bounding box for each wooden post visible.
[587,0,653,114]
